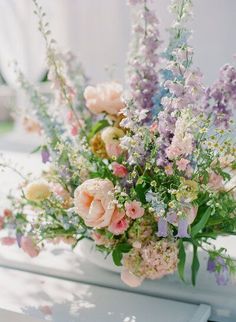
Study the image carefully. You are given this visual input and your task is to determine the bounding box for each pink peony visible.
[176,158,190,171]
[21,236,40,258]
[84,82,124,115]
[74,179,115,228]
[125,201,145,219]
[121,269,143,287]
[108,209,129,235]
[1,237,16,246]
[111,162,128,178]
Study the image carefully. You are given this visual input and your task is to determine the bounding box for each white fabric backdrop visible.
[0,0,235,85]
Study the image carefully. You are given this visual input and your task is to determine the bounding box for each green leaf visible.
[112,249,123,266]
[191,244,200,286]
[117,243,132,253]
[30,145,41,154]
[135,178,150,203]
[88,119,109,141]
[178,240,186,282]
[112,243,132,266]
[191,207,212,237]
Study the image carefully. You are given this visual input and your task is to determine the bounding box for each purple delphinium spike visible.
[176,218,190,238]
[157,217,168,237]
[204,64,236,128]
[41,146,50,164]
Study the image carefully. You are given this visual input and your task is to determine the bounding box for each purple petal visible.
[207,258,216,273]
[215,267,229,286]
[157,217,168,237]
[41,147,50,164]
[176,218,190,238]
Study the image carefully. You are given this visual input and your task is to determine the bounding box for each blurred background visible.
[0,0,236,152]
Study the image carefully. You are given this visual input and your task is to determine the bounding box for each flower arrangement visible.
[0,0,236,288]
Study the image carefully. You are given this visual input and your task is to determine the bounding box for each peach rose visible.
[74,179,115,228]
[84,82,125,115]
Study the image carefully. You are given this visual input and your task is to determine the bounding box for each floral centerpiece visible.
[0,0,236,288]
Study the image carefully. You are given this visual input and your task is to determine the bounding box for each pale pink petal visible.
[121,269,143,287]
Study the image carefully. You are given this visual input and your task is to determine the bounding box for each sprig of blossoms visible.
[126,0,161,116]
[205,63,236,128]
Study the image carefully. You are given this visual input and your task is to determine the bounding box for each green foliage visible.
[178,239,186,282]
[191,207,212,237]
[88,119,110,141]
[112,243,132,266]
[191,244,200,286]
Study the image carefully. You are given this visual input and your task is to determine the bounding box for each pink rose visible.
[112,162,128,178]
[1,237,16,246]
[21,236,40,258]
[108,209,129,235]
[176,158,190,171]
[74,179,115,228]
[121,269,143,287]
[208,172,224,192]
[84,82,124,115]
[125,201,145,219]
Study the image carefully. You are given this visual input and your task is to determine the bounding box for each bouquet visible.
[0,0,236,288]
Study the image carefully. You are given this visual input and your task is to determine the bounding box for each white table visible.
[0,150,234,322]
[0,265,211,322]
